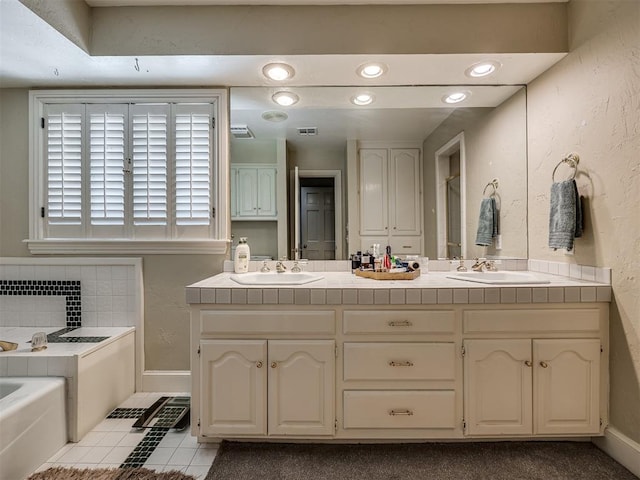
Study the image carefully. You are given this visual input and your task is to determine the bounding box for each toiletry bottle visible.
[234,237,250,273]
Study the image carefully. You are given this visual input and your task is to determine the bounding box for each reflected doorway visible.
[300,180,336,260]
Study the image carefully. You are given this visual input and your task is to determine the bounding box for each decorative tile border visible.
[0,280,82,328]
[191,285,611,305]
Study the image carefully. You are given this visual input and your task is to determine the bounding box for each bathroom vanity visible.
[186,268,609,442]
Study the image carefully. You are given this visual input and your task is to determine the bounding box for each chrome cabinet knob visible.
[540,361,548,368]
[256,361,263,368]
[524,360,532,367]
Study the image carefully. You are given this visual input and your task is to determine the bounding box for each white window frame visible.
[28,89,230,255]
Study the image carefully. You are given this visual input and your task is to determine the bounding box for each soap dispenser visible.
[234,237,250,273]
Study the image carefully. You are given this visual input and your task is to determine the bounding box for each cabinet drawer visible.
[389,236,422,254]
[343,343,455,381]
[343,310,454,335]
[343,390,456,429]
[201,310,335,335]
[463,309,601,334]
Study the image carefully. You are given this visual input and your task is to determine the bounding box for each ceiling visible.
[0,0,565,148]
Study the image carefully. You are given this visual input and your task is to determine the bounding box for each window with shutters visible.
[28,90,229,254]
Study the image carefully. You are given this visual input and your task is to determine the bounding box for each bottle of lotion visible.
[234,237,250,273]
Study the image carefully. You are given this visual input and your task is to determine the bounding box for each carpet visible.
[205,441,637,480]
[27,466,196,480]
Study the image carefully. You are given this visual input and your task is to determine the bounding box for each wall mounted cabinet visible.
[359,148,422,254]
[231,165,277,220]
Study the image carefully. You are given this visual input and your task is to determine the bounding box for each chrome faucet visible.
[291,261,302,273]
[472,258,496,272]
[275,257,288,273]
[454,257,467,272]
[260,260,271,273]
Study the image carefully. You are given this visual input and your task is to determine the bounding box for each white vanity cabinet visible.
[231,165,277,220]
[359,148,422,253]
[194,310,335,438]
[463,308,605,437]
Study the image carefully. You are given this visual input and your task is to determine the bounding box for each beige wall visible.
[422,89,527,261]
[0,88,225,371]
[527,0,640,442]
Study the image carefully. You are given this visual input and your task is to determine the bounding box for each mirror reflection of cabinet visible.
[231,164,277,220]
[359,147,423,254]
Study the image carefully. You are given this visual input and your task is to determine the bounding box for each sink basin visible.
[230,272,324,285]
[446,271,550,285]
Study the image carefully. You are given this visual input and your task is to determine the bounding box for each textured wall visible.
[527,0,640,442]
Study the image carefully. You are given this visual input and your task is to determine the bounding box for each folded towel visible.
[549,179,583,251]
[475,197,497,246]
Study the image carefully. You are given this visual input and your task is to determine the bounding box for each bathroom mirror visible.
[230,85,527,260]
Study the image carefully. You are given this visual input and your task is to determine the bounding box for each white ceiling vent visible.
[297,127,318,136]
[230,125,254,139]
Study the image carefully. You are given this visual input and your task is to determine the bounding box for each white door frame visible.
[435,133,466,260]
[293,169,343,260]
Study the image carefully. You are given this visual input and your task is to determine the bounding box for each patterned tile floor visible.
[35,392,217,479]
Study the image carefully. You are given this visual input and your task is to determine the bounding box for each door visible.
[200,340,267,436]
[359,149,388,235]
[301,186,335,260]
[256,167,277,217]
[534,339,600,435]
[268,340,335,436]
[236,168,258,217]
[464,339,533,436]
[389,149,421,236]
[446,174,461,258]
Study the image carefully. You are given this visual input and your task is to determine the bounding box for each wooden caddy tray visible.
[354,269,420,280]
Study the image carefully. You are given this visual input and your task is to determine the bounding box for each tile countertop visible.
[0,326,135,357]
[186,271,612,305]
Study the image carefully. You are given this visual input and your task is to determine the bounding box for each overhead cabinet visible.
[359,148,422,254]
[231,165,277,220]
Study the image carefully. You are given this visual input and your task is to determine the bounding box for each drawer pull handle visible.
[389,409,414,416]
[524,360,532,367]
[389,360,414,367]
[540,361,548,368]
[271,362,278,368]
[256,361,263,368]
[388,320,413,327]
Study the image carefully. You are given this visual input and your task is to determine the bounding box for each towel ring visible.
[483,178,499,197]
[552,153,580,182]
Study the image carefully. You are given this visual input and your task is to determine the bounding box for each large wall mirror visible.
[230,85,527,261]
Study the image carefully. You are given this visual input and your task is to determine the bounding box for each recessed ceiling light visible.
[272,91,299,107]
[261,110,289,122]
[465,61,501,78]
[442,91,470,104]
[351,92,375,106]
[262,63,295,81]
[356,62,387,79]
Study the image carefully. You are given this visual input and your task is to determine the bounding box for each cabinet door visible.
[200,340,267,436]
[464,339,532,436]
[534,339,600,435]
[359,149,388,236]
[256,167,277,217]
[268,340,335,436]
[389,149,421,236]
[236,168,258,217]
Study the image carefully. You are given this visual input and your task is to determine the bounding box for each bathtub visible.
[0,377,67,480]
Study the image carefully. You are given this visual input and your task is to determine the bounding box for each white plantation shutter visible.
[175,104,213,235]
[38,95,219,244]
[88,105,127,236]
[131,104,169,237]
[45,105,82,229]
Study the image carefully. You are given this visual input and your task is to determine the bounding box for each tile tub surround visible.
[186,270,611,306]
[0,280,82,328]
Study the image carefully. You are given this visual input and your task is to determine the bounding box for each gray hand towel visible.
[549,179,582,251]
[475,197,497,246]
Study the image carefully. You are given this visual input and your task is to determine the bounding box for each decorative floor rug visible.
[205,440,637,480]
[27,467,196,480]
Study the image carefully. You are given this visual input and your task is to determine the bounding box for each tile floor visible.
[34,392,217,480]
